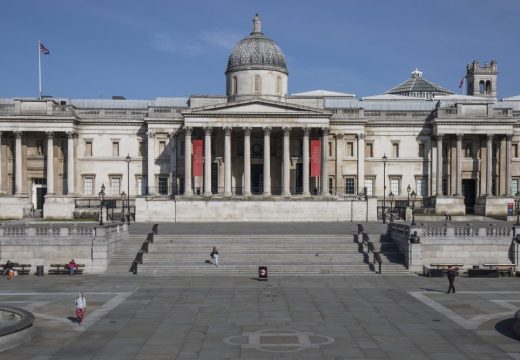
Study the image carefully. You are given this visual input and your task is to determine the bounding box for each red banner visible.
[192,139,203,177]
[310,139,321,177]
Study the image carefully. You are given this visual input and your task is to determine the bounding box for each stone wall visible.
[135,197,377,222]
[388,223,519,272]
[0,223,127,273]
[0,196,32,219]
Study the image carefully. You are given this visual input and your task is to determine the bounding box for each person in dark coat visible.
[446,265,458,294]
[2,260,14,278]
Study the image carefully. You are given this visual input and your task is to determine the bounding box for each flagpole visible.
[38,41,42,100]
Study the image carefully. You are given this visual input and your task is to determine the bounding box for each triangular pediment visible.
[183,98,328,115]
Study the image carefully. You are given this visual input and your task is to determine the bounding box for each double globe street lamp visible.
[125,154,131,225]
[382,154,388,223]
[98,184,105,226]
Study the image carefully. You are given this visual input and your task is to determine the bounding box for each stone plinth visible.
[0,196,31,219]
[43,195,75,219]
[474,196,514,217]
[434,196,465,215]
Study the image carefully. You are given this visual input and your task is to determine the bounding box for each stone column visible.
[486,134,493,196]
[506,134,513,196]
[147,131,156,195]
[204,127,212,196]
[46,131,54,194]
[302,128,310,196]
[0,132,2,193]
[67,131,75,195]
[183,127,193,196]
[243,127,252,196]
[282,127,291,196]
[14,131,22,195]
[321,127,329,196]
[357,133,365,195]
[263,127,271,196]
[436,135,443,196]
[224,127,232,197]
[455,133,463,196]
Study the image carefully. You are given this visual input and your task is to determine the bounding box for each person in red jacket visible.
[67,259,78,276]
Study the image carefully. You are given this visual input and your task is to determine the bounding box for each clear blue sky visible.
[1,0,519,100]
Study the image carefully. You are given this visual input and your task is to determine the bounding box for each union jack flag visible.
[39,42,50,55]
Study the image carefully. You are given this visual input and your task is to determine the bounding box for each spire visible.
[411,68,423,79]
[252,13,262,34]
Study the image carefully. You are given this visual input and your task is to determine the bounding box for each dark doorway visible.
[462,179,476,214]
[295,163,303,194]
[36,187,47,210]
[211,163,218,194]
[251,164,263,194]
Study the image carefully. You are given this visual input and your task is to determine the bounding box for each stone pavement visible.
[1,274,520,359]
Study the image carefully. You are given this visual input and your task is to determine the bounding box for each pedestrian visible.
[67,259,78,276]
[75,292,87,325]
[446,265,457,294]
[210,246,219,267]
[2,260,14,278]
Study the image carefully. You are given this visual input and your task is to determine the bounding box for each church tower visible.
[465,60,497,98]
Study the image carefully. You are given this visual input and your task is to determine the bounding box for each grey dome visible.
[226,14,288,75]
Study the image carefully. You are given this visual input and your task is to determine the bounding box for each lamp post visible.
[121,191,126,222]
[515,191,520,225]
[389,191,394,222]
[407,184,411,208]
[382,154,388,223]
[126,154,131,225]
[411,190,417,226]
[98,184,105,226]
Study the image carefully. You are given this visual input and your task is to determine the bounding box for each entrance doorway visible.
[32,178,47,210]
[462,179,476,214]
[251,164,263,194]
[295,163,303,194]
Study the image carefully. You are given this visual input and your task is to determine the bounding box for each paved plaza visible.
[1,273,520,359]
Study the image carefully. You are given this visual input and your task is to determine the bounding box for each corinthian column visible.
[14,131,22,194]
[204,127,212,196]
[486,134,493,196]
[436,135,443,196]
[46,131,54,194]
[506,134,512,196]
[224,127,232,197]
[455,133,463,196]
[302,128,310,196]
[282,127,291,196]
[263,127,271,196]
[243,127,252,196]
[321,127,329,196]
[184,127,192,195]
[0,132,3,193]
[67,132,75,194]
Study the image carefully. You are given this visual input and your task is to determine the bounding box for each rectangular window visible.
[465,143,472,157]
[346,142,354,157]
[83,176,94,195]
[158,176,168,195]
[345,177,355,195]
[137,177,147,196]
[159,141,166,154]
[328,142,333,157]
[139,141,146,156]
[112,142,119,157]
[328,177,334,194]
[365,143,373,158]
[364,179,373,196]
[512,179,519,196]
[416,178,427,197]
[390,178,400,195]
[110,177,121,196]
[392,143,399,158]
[513,144,519,158]
[418,143,425,158]
[85,141,93,156]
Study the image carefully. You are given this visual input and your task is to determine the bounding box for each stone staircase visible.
[364,233,408,274]
[107,233,390,276]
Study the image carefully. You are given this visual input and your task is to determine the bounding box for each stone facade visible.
[0,15,519,221]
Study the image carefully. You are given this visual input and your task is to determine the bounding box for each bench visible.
[0,263,32,275]
[48,263,85,275]
[424,264,464,277]
[482,264,516,277]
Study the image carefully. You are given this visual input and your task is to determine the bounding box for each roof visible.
[362,94,425,101]
[69,99,153,109]
[386,69,453,96]
[292,90,355,97]
[503,95,520,101]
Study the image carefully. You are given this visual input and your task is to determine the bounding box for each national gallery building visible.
[0,15,519,222]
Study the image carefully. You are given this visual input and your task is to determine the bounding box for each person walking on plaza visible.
[75,292,87,325]
[446,265,458,294]
[210,247,219,267]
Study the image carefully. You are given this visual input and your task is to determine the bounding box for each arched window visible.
[276,76,282,96]
[479,80,485,94]
[485,80,491,94]
[254,75,261,95]
[232,76,238,95]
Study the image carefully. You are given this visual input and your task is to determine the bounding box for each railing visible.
[0,223,124,238]
[359,230,382,274]
[130,224,158,275]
